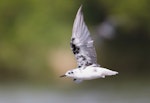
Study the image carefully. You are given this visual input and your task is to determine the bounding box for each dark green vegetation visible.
[0,0,150,83]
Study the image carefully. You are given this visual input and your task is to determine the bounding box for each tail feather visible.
[103,69,118,76]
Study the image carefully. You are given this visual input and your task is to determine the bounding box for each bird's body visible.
[63,65,118,83]
[75,66,118,80]
[60,5,118,83]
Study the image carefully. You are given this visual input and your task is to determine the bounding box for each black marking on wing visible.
[71,38,75,41]
[86,62,93,66]
[70,38,80,54]
[71,38,93,68]
[79,55,86,61]
[77,55,86,61]
[78,66,81,68]
[77,54,93,68]
[71,43,80,54]
[77,55,93,68]
[70,6,98,69]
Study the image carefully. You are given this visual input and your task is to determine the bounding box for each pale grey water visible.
[0,80,149,103]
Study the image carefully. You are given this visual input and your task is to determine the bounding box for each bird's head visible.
[60,70,76,78]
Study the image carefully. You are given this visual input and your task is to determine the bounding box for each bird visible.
[60,5,118,83]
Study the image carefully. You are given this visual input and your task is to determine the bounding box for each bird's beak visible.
[60,74,66,78]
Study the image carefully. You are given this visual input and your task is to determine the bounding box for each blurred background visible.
[0,0,150,103]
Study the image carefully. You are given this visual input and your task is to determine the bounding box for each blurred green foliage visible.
[0,0,76,82]
[0,0,150,83]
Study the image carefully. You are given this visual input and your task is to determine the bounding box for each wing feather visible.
[70,6,98,68]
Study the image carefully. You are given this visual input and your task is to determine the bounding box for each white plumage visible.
[60,6,118,83]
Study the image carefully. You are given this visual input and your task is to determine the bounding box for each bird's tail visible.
[101,68,118,77]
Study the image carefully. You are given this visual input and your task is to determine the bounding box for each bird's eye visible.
[68,72,71,74]
[71,72,73,74]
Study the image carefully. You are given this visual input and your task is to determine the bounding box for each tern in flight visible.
[60,6,118,83]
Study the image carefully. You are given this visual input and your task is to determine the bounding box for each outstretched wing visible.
[70,6,98,69]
